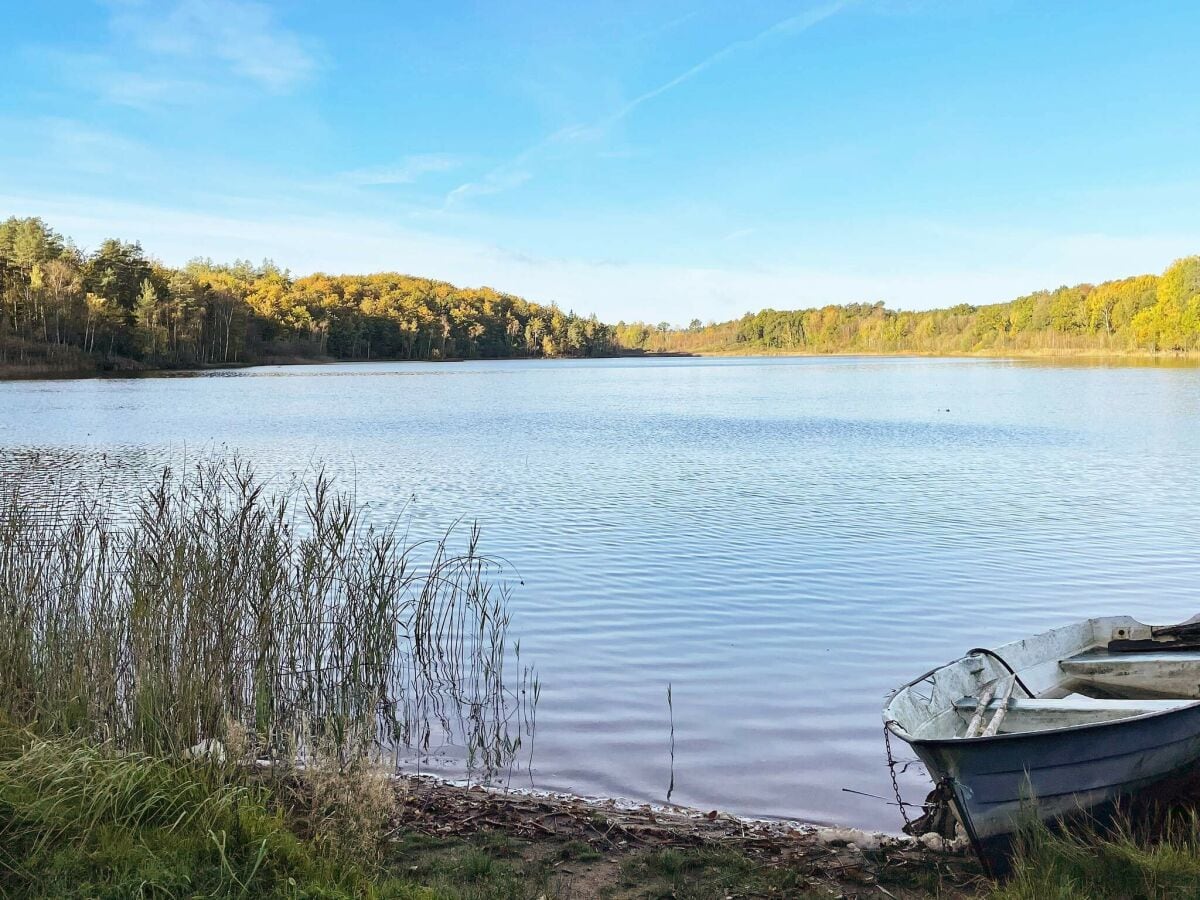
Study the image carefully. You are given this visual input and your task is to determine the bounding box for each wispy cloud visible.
[446,0,851,206]
[3,117,152,176]
[99,72,208,108]
[35,1,318,109]
[723,227,758,242]
[33,49,205,110]
[627,11,701,44]
[338,155,462,187]
[111,0,318,92]
[445,170,532,206]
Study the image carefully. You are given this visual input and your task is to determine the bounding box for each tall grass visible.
[0,458,535,781]
[0,724,421,897]
[995,814,1200,899]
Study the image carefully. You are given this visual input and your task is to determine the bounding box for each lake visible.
[2,355,1199,832]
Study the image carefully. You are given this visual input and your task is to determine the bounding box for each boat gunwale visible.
[883,625,1200,745]
[898,697,1200,749]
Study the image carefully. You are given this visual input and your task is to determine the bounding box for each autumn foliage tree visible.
[0,217,613,373]
[618,258,1200,357]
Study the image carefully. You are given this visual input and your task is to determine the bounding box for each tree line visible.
[0,217,613,374]
[3,215,1198,375]
[616,256,1200,356]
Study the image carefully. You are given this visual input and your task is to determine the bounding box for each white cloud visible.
[97,70,209,109]
[85,0,319,99]
[0,118,152,176]
[338,155,462,187]
[722,228,757,242]
[33,1,316,108]
[108,0,318,93]
[446,170,533,206]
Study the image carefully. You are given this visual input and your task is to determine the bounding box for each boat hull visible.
[908,701,1200,846]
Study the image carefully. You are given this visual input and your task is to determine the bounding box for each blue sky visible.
[2,0,1199,323]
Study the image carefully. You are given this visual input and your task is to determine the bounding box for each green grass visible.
[0,726,428,898]
[0,730,849,900]
[0,725,576,899]
[619,847,824,899]
[553,840,601,863]
[385,830,558,900]
[994,815,1200,900]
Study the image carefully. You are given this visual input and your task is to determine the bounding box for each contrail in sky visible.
[608,0,851,127]
[446,1,852,206]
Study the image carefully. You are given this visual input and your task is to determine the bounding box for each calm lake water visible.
[3,356,1200,831]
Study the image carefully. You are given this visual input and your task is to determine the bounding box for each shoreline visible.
[673,347,1200,363]
[396,769,967,853]
[3,346,1199,382]
[0,351,692,382]
[378,769,983,897]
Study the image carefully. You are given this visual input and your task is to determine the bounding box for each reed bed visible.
[0,458,535,781]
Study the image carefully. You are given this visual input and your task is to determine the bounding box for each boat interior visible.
[885,616,1200,741]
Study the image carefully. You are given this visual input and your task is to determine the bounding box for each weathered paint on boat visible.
[883,616,1200,867]
[911,699,1200,840]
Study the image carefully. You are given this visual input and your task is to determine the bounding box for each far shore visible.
[3,346,1200,383]
[682,347,1200,365]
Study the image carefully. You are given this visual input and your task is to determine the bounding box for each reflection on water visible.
[3,355,1199,830]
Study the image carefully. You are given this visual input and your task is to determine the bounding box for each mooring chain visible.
[882,720,913,829]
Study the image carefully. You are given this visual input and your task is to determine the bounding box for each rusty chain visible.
[882,719,913,829]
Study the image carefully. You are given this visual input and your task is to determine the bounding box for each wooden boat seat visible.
[1059,652,1200,698]
[953,697,1187,734]
[1062,651,1200,667]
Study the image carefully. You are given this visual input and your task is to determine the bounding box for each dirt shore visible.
[385,775,986,898]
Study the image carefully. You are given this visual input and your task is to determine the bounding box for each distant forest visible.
[0,217,613,375]
[2,215,1199,376]
[616,255,1200,356]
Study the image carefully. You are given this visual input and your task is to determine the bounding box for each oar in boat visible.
[963,683,997,738]
[982,676,1017,737]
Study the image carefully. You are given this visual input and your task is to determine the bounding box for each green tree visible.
[134,279,165,358]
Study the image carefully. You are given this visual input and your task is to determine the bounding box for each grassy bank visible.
[995,815,1200,900]
[0,722,979,899]
[6,719,1198,898]
[0,724,397,898]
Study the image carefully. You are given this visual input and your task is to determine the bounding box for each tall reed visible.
[0,458,535,780]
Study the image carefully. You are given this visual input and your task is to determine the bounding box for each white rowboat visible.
[883,616,1200,867]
